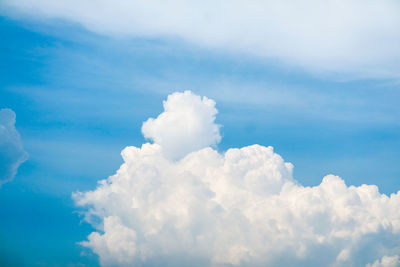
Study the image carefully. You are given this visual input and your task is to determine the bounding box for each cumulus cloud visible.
[142,91,220,160]
[3,0,400,78]
[367,255,400,267]
[0,109,28,186]
[74,92,400,266]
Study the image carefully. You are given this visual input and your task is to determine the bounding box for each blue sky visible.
[1,2,400,266]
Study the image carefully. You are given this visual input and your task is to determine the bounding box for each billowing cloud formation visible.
[74,92,400,266]
[142,91,220,160]
[367,255,400,267]
[3,0,400,78]
[0,109,28,186]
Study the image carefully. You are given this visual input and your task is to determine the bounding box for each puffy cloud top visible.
[0,108,28,186]
[367,255,400,267]
[3,0,400,78]
[142,91,220,160]
[74,92,400,266]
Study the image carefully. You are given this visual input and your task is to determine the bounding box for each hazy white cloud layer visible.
[0,109,28,185]
[3,0,400,78]
[74,92,400,266]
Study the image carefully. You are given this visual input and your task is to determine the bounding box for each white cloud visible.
[3,0,400,78]
[367,255,400,267]
[142,91,220,160]
[74,92,400,266]
[0,109,28,186]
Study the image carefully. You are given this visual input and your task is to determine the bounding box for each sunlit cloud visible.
[74,91,400,266]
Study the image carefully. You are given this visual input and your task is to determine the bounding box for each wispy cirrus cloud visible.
[3,0,400,78]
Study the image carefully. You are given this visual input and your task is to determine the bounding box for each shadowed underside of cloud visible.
[0,109,28,186]
[3,0,400,78]
[74,91,400,266]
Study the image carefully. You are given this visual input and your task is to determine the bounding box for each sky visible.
[0,1,400,266]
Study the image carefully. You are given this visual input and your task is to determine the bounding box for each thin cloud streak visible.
[3,0,400,78]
